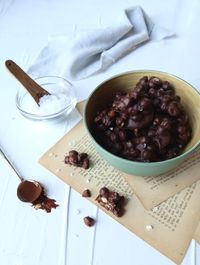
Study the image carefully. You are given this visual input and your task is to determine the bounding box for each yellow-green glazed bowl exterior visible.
[84,70,200,176]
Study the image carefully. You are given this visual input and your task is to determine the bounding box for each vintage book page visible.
[123,150,200,210]
[39,121,200,264]
[194,224,200,244]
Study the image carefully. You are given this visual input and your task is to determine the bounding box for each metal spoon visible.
[0,146,42,203]
[5,60,50,105]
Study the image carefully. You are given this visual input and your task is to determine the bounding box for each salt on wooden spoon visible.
[5,60,50,105]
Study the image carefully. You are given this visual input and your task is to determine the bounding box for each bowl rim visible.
[16,75,77,120]
[84,69,200,166]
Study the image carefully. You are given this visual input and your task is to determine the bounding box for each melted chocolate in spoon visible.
[0,147,58,212]
[17,180,42,203]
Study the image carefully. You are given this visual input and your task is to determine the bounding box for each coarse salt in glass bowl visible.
[16,76,77,120]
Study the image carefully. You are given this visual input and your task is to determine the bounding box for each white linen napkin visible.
[28,6,174,80]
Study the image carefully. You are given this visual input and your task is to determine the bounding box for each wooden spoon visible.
[5,60,50,105]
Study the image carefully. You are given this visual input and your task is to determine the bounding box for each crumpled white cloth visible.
[28,6,174,80]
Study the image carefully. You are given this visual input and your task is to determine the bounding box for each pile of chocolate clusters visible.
[93,76,192,162]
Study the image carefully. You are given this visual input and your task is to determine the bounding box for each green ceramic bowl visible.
[84,70,200,176]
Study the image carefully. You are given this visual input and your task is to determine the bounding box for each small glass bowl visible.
[16,76,77,120]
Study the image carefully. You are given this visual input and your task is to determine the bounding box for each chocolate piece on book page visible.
[123,150,200,210]
[39,121,200,264]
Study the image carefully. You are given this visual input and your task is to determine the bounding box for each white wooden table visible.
[0,1,200,264]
